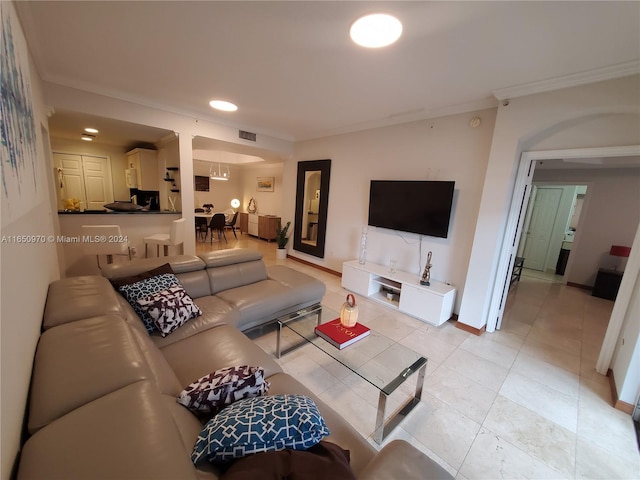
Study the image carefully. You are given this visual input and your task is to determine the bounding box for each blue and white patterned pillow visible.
[136,284,202,337]
[191,394,330,464]
[117,273,181,333]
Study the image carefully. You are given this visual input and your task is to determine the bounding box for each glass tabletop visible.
[278,305,426,395]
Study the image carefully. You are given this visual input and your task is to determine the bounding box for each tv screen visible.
[368,180,455,238]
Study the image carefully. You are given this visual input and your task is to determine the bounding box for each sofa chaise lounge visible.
[17,248,452,479]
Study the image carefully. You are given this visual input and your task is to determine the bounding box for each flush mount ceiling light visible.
[209,100,238,112]
[84,127,98,133]
[209,162,230,181]
[81,133,94,141]
[350,13,402,48]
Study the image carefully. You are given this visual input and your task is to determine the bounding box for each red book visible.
[314,319,371,349]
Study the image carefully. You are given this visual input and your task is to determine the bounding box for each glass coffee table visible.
[276,304,427,444]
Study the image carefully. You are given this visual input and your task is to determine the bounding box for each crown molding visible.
[493,60,640,100]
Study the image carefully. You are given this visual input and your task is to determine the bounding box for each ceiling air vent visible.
[239,130,257,142]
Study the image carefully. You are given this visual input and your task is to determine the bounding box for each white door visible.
[54,153,113,211]
[522,187,562,271]
[56,153,87,210]
[82,156,114,210]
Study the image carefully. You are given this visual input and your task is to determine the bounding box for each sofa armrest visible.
[358,440,453,480]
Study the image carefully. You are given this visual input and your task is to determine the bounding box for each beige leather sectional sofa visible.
[18,249,452,479]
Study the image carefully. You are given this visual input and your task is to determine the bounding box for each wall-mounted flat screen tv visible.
[368,180,455,238]
[195,175,210,192]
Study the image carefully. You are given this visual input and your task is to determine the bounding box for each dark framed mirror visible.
[293,159,331,258]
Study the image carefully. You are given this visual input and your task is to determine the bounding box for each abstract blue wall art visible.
[1,2,39,227]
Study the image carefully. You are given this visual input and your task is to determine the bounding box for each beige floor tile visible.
[459,334,520,369]
[376,427,458,477]
[459,428,567,479]
[575,438,640,480]
[317,381,378,436]
[401,395,481,470]
[425,365,497,424]
[484,395,577,478]
[399,327,458,364]
[364,309,424,343]
[527,324,583,356]
[500,371,579,432]
[511,352,580,399]
[520,337,581,375]
[441,348,510,392]
[577,380,640,465]
[421,320,471,348]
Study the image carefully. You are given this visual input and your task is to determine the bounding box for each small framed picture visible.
[256,177,275,192]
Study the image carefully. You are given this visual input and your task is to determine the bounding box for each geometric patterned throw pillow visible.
[177,366,270,414]
[116,272,181,334]
[191,394,330,464]
[136,284,202,337]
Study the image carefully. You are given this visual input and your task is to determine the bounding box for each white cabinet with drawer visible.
[341,260,456,326]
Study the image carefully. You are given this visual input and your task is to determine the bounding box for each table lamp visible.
[609,245,631,271]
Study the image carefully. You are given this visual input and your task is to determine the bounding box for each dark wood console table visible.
[592,268,623,301]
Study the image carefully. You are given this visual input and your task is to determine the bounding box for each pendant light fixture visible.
[209,162,230,181]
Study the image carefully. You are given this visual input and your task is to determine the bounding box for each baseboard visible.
[607,369,635,415]
[286,255,342,277]
[567,281,592,290]
[454,320,485,336]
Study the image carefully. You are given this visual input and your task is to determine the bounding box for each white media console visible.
[341,260,456,326]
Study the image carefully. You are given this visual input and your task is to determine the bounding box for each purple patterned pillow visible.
[177,366,270,414]
[136,284,202,337]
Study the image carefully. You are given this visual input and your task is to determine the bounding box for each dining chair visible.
[195,216,209,242]
[81,224,131,268]
[143,218,186,257]
[224,211,239,240]
[208,213,227,244]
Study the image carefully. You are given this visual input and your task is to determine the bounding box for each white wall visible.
[289,108,497,312]
[460,76,640,330]
[0,3,60,477]
[533,168,640,286]
[241,163,285,217]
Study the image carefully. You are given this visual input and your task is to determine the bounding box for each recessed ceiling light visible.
[84,127,99,133]
[81,136,93,142]
[350,13,402,48]
[209,100,238,112]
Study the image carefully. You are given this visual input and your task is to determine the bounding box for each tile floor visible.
[197,234,640,479]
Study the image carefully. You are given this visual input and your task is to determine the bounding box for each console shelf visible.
[341,260,456,326]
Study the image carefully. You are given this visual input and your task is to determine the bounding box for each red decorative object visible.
[314,318,370,350]
[609,245,631,257]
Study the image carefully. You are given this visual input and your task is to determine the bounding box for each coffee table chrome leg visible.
[373,392,388,444]
[373,363,427,444]
[276,321,283,358]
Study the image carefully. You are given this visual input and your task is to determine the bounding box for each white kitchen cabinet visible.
[341,260,456,326]
[126,148,159,191]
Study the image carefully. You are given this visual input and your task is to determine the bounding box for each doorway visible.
[487,146,640,334]
[518,184,588,282]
